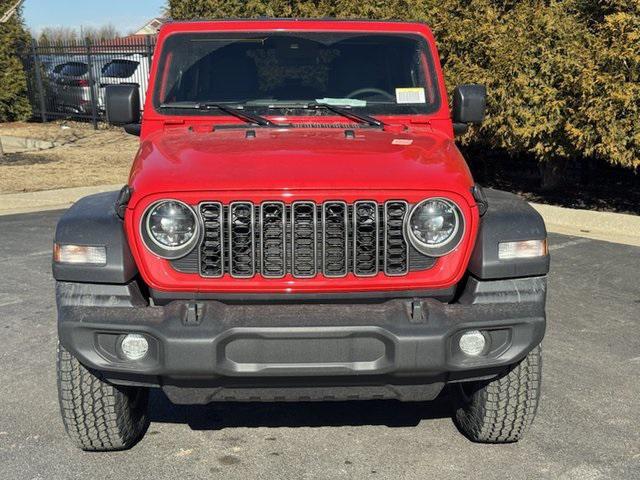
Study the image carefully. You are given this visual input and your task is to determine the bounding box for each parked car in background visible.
[39,57,68,109]
[40,56,67,80]
[97,54,150,111]
[53,55,111,114]
[24,37,155,122]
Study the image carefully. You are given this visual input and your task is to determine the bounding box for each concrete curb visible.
[0,186,638,247]
[0,135,60,153]
[530,203,640,247]
[0,184,122,216]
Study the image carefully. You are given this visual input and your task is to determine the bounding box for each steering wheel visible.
[346,88,395,101]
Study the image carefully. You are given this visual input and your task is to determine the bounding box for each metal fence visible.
[22,36,155,128]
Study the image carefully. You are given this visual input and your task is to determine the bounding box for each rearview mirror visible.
[452,84,486,135]
[105,84,140,135]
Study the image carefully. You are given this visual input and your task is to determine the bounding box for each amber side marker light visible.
[53,244,107,265]
[498,239,548,260]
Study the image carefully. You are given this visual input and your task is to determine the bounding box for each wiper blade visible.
[159,101,277,127]
[306,102,384,128]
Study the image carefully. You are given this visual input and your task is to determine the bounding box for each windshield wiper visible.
[305,102,384,128]
[159,101,278,127]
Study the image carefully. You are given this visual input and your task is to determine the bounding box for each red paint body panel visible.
[124,20,479,294]
[128,128,471,201]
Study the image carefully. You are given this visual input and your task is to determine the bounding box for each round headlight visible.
[142,200,199,259]
[405,198,464,257]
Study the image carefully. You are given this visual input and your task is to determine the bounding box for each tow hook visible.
[184,302,204,326]
[410,300,427,323]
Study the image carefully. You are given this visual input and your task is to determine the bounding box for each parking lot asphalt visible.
[0,210,638,480]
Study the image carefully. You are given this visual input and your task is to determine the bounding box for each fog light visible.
[120,334,148,360]
[459,330,486,356]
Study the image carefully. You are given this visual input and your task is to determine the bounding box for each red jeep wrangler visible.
[53,20,549,450]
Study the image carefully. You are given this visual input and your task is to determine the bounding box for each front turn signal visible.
[53,244,107,265]
[498,239,548,260]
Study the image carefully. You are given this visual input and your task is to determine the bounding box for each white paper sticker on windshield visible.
[395,87,426,104]
[315,98,367,107]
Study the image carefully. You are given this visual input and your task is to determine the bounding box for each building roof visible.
[134,17,167,35]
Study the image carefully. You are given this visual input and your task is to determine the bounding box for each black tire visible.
[453,344,542,443]
[56,343,149,451]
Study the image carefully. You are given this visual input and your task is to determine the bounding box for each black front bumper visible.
[57,276,546,401]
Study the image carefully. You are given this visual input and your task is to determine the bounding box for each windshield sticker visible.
[395,87,426,104]
[315,98,367,107]
[392,139,413,145]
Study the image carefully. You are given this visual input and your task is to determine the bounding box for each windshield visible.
[153,32,440,116]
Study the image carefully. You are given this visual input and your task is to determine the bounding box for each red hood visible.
[128,127,474,206]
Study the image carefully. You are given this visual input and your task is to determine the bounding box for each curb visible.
[0,184,122,216]
[530,203,640,247]
[0,135,60,153]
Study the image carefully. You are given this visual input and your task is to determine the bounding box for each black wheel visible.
[453,345,542,443]
[56,343,149,451]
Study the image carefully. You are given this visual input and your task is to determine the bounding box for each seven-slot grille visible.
[188,200,434,279]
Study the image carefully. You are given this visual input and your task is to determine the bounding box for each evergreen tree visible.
[0,0,31,121]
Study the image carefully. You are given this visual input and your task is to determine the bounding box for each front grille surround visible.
[185,199,438,279]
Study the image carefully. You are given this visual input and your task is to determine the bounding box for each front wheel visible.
[56,343,149,451]
[453,345,542,443]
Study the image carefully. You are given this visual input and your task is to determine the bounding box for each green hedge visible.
[0,0,31,122]
[169,0,639,173]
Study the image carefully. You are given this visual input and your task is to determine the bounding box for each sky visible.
[22,0,166,34]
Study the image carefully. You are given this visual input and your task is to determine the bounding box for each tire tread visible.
[454,345,542,443]
[56,343,149,451]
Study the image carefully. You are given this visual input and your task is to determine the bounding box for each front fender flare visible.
[53,191,137,284]
[468,189,550,279]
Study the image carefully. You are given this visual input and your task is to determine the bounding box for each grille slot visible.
[229,202,255,278]
[384,201,409,276]
[199,202,224,278]
[260,202,286,278]
[353,201,379,277]
[291,201,318,278]
[322,201,349,277]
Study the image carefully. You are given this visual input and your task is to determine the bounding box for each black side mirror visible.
[105,84,141,135]
[452,84,486,136]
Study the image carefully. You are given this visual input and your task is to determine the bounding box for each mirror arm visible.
[123,123,141,136]
[453,123,469,136]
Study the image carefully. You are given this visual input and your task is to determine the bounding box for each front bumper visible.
[57,276,546,401]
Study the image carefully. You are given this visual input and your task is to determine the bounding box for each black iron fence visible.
[22,36,155,128]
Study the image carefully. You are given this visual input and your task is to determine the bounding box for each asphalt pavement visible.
[0,210,638,480]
